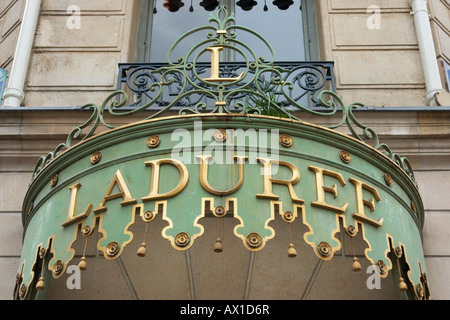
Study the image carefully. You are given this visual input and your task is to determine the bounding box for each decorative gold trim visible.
[279,134,293,148]
[345,225,357,237]
[39,247,47,259]
[246,233,262,249]
[384,173,393,186]
[340,150,351,163]
[105,241,120,258]
[52,260,64,276]
[411,201,417,213]
[394,246,403,258]
[213,129,227,142]
[377,259,388,276]
[318,241,332,257]
[142,159,189,201]
[81,225,93,237]
[198,155,247,196]
[214,206,226,217]
[282,211,294,223]
[90,151,102,165]
[27,202,33,215]
[175,232,190,248]
[19,284,27,300]
[50,174,59,187]
[93,170,137,214]
[416,283,424,299]
[30,113,420,191]
[143,210,155,222]
[147,135,160,148]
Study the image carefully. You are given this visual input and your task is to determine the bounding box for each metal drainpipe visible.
[409,0,445,106]
[2,0,42,107]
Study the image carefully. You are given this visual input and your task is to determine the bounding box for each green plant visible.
[243,81,290,118]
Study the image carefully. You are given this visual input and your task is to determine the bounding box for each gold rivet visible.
[340,150,351,163]
[377,260,388,275]
[52,260,63,276]
[147,135,160,148]
[175,232,190,248]
[106,241,120,257]
[19,284,27,299]
[345,225,357,237]
[384,173,393,186]
[39,248,47,259]
[214,206,226,217]
[50,174,59,187]
[143,210,154,222]
[282,211,294,223]
[81,225,92,237]
[246,233,262,249]
[318,241,332,257]
[27,202,34,215]
[416,283,424,299]
[213,129,227,142]
[90,151,102,165]
[394,246,403,258]
[280,134,293,148]
[411,201,417,213]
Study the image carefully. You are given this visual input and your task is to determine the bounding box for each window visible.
[136,0,319,63]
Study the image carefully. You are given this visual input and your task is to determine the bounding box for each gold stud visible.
[282,211,294,223]
[213,129,227,142]
[50,173,59,187]
[19,284,27,300]
[147,135,160,148]
[90,151,102,165]
[340,150,351,163]
[377,260,388,276]
[214,206,226,217]
[106,241,120,258]
[175,232,190,248]
[384,173,393,186]
[52,260,63,276]
[280,134,293,148]
[318,241,332,257]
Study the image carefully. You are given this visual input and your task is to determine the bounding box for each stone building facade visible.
[0,0,449,300]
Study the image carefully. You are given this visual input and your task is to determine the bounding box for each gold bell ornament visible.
[399,277,408,291]
[214,238,223,253]
[352,257,362,272]
[137,242,147,257]
[78,257,87,271]
[36,277,45,291]
[288,243,297,258]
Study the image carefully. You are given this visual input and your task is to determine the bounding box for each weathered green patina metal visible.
[15,6,429,300]
[16,115,428,299]
[30,6,415,185]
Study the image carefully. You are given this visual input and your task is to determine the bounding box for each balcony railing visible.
[116,61,335,112]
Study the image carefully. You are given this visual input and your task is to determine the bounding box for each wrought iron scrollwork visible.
[30,6,417,185]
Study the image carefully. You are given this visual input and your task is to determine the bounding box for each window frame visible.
[135,0,320,62]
